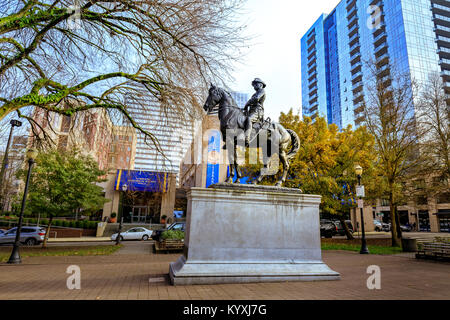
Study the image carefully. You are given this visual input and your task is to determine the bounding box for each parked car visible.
[0,226,46,246]
[333,220,354,236]
[111,227,153,241]
[320,219,337,238]
[400,224,411,232]
[151,222,186,241]
[373,220,383,232]
[382,222,391,232]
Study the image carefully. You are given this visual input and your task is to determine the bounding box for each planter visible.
[110,218,117,223]
[402,238,417,252]
[154,239,184,253]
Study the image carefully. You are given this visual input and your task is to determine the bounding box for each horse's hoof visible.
[235,179,240,184]
[252,181,259,185]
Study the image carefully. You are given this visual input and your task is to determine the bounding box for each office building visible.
[301,0,450,232]
[301,0,449,129]
[230,91,250,109]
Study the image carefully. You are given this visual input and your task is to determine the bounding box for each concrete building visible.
[179,115,229,189]
[30,106,137,220]
[30,93,200,224]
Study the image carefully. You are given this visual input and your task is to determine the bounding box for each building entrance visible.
[132,206,148,223]
[419,210,431,232]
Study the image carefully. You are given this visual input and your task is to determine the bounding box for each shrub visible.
[111,212,117,218]
[161,230,185,240]
[88,221,98,229]
[41,219,49,226]
[82,221,89,229]
[75,221,83,228]
[62,220,70,228]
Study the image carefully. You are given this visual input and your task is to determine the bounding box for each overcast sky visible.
[229,0,339,120]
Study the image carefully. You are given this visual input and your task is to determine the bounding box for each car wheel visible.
[142,235,149,241]
[25,238,36,246]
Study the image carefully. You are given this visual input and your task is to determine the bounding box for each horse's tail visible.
[286,129,300,160]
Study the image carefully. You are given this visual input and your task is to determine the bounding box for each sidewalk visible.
[47,237,111,242]
[0,248,449,300]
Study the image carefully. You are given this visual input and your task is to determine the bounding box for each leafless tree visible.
[363,62,422,247]
[416,72,450,194]
[0,0,247,151]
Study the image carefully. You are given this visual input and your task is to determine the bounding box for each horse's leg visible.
[224,131,235,183]
[276,149,288,187]
[234,143,241,184]
[275,129,291,187]
[251,130,270,185]
[226,163,234,183]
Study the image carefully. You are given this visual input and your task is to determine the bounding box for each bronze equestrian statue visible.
[203,82,299,187]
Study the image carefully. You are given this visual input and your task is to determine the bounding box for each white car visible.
[111,227,153,241]
[373,220,383,232]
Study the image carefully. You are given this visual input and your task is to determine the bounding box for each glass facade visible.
[230,91,250,109]
[301,0,448,129]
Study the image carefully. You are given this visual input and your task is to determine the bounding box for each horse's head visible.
[203,84,222,114]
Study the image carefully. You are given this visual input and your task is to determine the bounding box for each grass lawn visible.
[0,245,122,262]
[321,243,403,255]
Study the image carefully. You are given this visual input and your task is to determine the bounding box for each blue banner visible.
[115,170,168,192]
[206,130,221,187]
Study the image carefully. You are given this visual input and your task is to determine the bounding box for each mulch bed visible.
[321,238,392,246]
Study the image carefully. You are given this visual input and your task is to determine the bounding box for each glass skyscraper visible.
[301,0,449,129]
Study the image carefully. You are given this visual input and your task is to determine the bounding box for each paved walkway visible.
[0,242,449,300]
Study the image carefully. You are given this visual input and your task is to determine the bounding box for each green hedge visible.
[161,230,185,240]
[0,218,98,229]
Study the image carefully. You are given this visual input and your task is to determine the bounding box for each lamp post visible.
[355,165,369,254]
[8,148,38,264]
[0,120,23,213]
[115,184,127,245]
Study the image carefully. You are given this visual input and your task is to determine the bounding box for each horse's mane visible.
[217,87,242,110]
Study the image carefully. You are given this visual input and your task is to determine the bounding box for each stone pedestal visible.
[169,183,340,285]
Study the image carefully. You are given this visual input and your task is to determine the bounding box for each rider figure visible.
[244,78,266,146]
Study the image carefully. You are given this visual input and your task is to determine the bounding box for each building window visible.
[417,195,428,206]
[438,193,450,204]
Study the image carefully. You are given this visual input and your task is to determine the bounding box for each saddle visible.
[253,117,272,132]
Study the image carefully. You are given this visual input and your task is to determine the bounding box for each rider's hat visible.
[252,78,266,88]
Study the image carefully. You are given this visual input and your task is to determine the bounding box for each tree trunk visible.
[394,205,403,239]
[41,215,53,248]
[339,215,355,240]
[389,191,401,247]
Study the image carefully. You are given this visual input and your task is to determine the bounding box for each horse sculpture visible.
[203,85,300,187]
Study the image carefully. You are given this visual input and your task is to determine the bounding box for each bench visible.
[154,239,184,254]
[416,242,450,261]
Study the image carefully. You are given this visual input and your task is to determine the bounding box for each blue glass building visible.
[301,0,448,129]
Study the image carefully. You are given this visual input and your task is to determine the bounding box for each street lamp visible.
[115,184,127,245]
[355,164,369,254]
[8,148,38,264]
[0,120,23,213]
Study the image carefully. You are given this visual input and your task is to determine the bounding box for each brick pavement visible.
[0,242,449,300]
